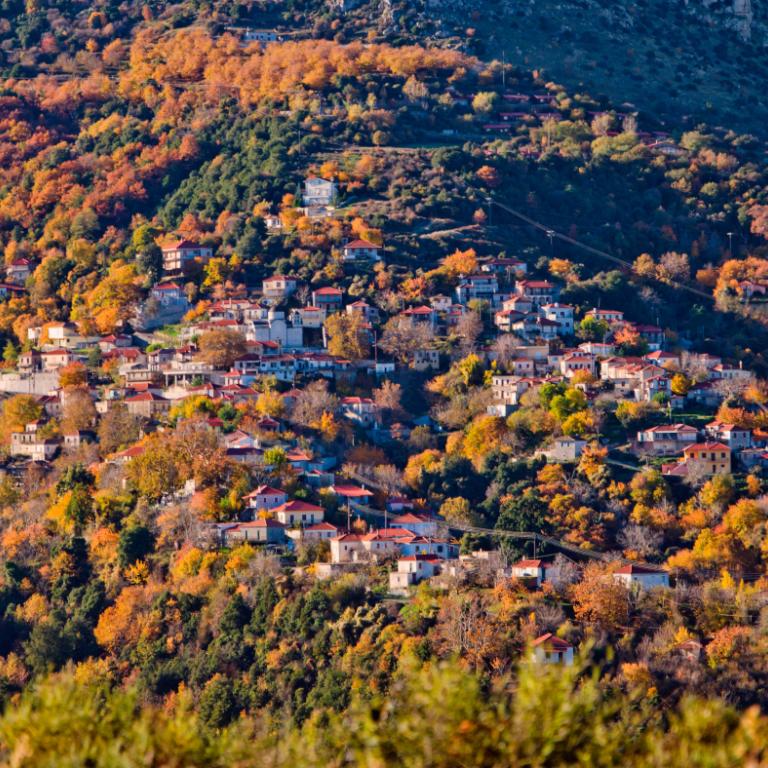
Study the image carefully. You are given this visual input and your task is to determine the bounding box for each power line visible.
[487,197,716,303]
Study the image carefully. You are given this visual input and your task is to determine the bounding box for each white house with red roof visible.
[704,420,752,450]
[340,396,378,426]
[243,485,288,513]
[585,307,624,324]
[532,633,574,665]
[273,500,324,527]
[346,300,380,323]
[286,521,339,543]
[401,305,437,329]
[341,239,381,261]
[390,512,439,537]
[635,424,699,455]
[511,558,553,587]
[515,279,557,307]
[151,282,186,305]
[613,563,669,591]
[6,258,31,284]
[559,351,597,378]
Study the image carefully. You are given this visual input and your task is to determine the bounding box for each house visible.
[491,374,538,406]
[291,306,326,329]
[342,240,381,261]
[331,484,374,506]
[455,274,499,304]
[10,422,60,461]
[18,350,41,372]
[124,391,170,419]
[243,28,278,43]
[312,286,343,309]
[330,533,366,563]
[532,634,574,666]
[481,257,527,277]
[45,322,80,347]
[389,554,442,595]
[585,308,624,324]
[515,280,557,307]
[150,282,187,306]
[6,258,31,283]
[545,436,587,462]
[303,177,337,208]
[63,430,96,450]
[711,364,753,382]
[704,420,752,450]
[243,485,288,513]
[220,519,286,545]
[511,558,553,587]
[41,348,77,371]
[412,348,440,371]
[346,300,380,324]
[286,521,339,543]
[635,424,699,455]
[541,303,574,335]
[635,324,665,350]
[643,350,680,369]
[560,352,596,379]
[682,442,732,475]
[262,275,298,301]
[494,309,525,333]
[613,563,669,591]
[273,500,325,527]
[401,306,437,328]
[340,396,378,426]
[161,239,213,273]
[391,513,439,537]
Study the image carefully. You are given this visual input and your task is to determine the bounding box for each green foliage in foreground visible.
[1,656,766,768]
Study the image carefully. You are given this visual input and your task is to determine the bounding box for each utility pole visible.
[727,231,735,257]
[546,229,555,259]
[501,49,506,91]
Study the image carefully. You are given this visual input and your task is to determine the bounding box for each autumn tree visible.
[325,313,370,360]
[97,405,142,455]
[197,329,247,369]
[570,564,630,631]
[379,316,434,362]
[1,395,43,442]
[290,381,338,428]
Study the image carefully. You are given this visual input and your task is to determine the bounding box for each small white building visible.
[243,485,287,513]
[545,436,587,462]
[613,563,670,591]
[10,423,59,461]
[532,633,574,665]
[342,240,381,261]
[511,558,552,587]
[389,554,441,595]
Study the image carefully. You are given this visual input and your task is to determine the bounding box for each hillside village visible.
[7,0,768,761]
[1,162,766,621]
